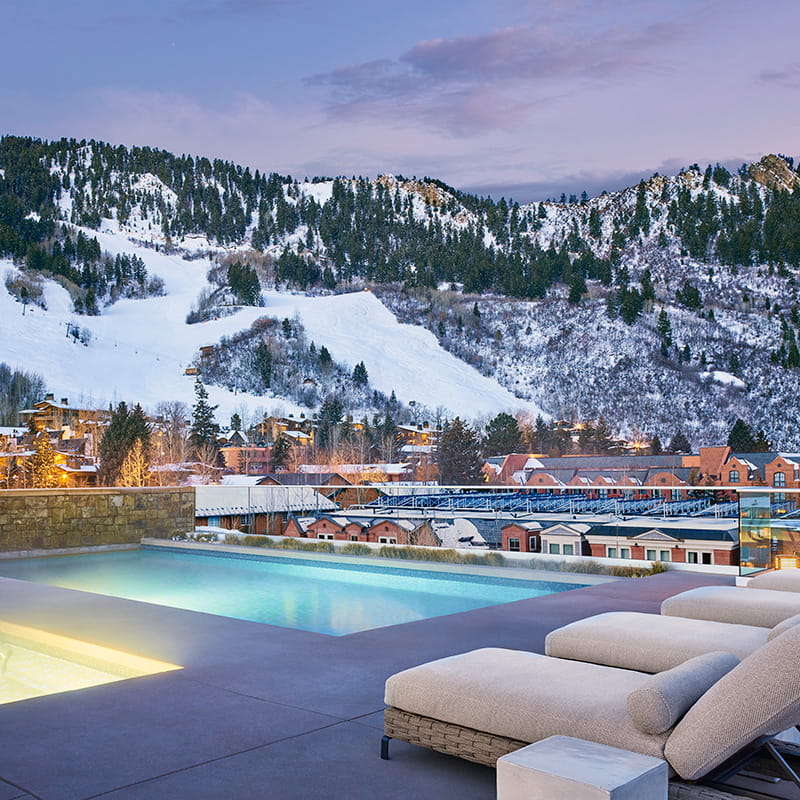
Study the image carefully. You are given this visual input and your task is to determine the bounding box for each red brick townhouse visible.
[498,516,739,566]
[283,514,439,546]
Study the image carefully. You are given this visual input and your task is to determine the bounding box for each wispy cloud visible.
[308,19,687,135]
[759,63,800,89]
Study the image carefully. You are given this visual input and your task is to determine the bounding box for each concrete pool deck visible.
[0,567,747,799]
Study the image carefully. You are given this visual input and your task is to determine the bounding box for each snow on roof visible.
[196,485,337,515]
[400,444,435,454]
[281,430,311,440]
[0,427,24,437]
[221,475,264,486]
[430,518,487,548]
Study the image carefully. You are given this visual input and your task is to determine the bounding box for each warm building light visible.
[775,555,799,570]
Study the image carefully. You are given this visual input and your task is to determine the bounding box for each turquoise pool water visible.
[0,548,584,635]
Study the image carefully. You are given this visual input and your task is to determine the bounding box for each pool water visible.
[0,620,180,705]
[0,548,585,635]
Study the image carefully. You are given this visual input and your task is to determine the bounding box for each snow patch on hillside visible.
[0,229,542,422]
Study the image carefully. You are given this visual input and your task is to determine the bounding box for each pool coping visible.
[141,538,616,586]
[0,543,140,561]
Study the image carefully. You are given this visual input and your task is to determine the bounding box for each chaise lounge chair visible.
[660,585,800,627]
[746,568,800,593]
[543,609,800,672]
[382,624,800,793]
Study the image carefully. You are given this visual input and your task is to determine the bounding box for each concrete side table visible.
[497,735,668,800]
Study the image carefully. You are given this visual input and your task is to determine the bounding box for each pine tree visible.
[352,361,368,385]
[727,418,756,452]
[270,434,292,470]
[483,412,524,456]
[316,396,344,449]
[230,413,242,432]
[753,430,772,453]
[28,433,59,487]
[668,430,692,454]
[437,417,484,485]
[99,402,152,485]
[650,434,663,455]
[190,379,220,451]
[319,346,332,368]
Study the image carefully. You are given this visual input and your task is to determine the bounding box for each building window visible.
[562,543,574,556]
[549,543,560,554]
[729,470,739,483]
[607,547,617,558]
[378,536,397,545]
[774,471,786,488]
[208,516,220,527]
[508,537,520,552]
[350,534,359,542]
[671,489,681,501]
[659,550,671,562]
[318,532,334,540]
[620,547,631,559]
[528,535,538,551]
[646,549,656,561]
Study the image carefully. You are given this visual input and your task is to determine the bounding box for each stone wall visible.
[0,487,195,553]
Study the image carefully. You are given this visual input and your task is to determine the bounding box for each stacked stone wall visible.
[0,488,195,553]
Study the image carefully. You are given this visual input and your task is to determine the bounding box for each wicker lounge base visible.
[383,707,525,767]
[382,707,785,799]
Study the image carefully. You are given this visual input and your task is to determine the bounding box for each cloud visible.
[759,63,800,89]
[464,155,753,204]
[308,19,686,135]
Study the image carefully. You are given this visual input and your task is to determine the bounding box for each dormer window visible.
[729,470,739,483]
[774,471,786,488]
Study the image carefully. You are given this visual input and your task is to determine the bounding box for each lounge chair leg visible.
[381,735,391,760]
[764,740,800,790]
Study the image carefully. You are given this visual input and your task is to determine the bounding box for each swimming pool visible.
[0,547,586,635]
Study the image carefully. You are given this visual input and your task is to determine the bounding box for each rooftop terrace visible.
[2,560,784,800]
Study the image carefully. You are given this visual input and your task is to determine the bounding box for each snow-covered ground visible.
[0,228,542,421]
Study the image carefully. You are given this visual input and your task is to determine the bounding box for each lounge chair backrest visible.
[665,624,800,781]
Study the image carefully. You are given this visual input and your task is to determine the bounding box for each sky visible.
[3,0,799,202]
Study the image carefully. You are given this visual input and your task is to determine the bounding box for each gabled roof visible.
[501,520,542,532]
[585,523,736,543]
[540,522,589,537]
[630,528,681,542]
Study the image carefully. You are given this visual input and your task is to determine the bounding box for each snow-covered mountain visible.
[1,135,799,444]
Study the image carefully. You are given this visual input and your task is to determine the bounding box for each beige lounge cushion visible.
[385,647,669,760]
[627,652,740,735]
[665,625,800,781]
[545,612,767,672]
[662,585,800,628]
[769,612,800,641]
[747,568,800,593]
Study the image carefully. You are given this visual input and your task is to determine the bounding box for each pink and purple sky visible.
[5,0,798,201]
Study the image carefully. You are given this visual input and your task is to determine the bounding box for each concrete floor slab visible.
[0,673,337,800]
[0,565,750,800]
[0,779,32,800]
[93,722,496,800]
